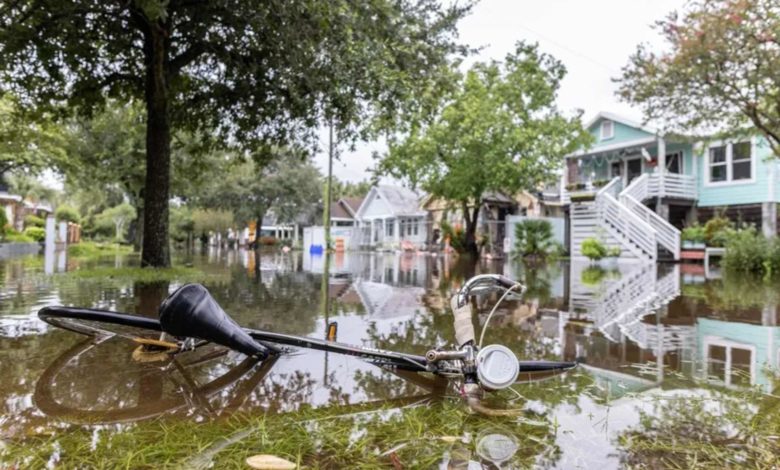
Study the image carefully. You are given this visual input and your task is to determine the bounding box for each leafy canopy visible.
[618,0,780,155]
[0,0,471,149]
[199,151,322,227]
[378,42,590,206]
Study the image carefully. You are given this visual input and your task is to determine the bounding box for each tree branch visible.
[169,42,206,74]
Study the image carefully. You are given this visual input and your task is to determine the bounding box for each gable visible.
[358,189,393,218]
[587,117,655,150]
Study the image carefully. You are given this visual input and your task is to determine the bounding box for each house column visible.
[655,137,670,222]
[763,160,777,237]
[395,218,401,244]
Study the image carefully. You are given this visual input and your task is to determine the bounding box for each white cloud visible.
[314,0,686,182]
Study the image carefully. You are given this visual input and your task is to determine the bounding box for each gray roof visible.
[375,185,425,216]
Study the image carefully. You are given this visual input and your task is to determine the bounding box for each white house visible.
[355,185,428,250]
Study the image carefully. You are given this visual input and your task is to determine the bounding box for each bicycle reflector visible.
[326,322,338,341]
[476,345,519,390]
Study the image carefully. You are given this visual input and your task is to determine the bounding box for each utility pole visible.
[323,119,334,250]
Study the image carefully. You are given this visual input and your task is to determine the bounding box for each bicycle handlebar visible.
[454,274,526,308]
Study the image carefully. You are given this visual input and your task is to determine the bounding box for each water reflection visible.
[0,249,778,467]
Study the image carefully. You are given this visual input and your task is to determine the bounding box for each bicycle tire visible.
[39,306,163,341]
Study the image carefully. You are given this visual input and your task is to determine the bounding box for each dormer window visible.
[600,120,614,140]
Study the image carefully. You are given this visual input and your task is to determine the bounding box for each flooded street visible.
[1,249,779,468]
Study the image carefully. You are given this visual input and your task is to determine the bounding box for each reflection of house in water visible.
[354,281,425,320]
[539,261,780,392]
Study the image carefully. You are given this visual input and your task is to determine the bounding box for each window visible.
[386,219,393,237]
[705,339,754,386]
[707,141,752,184]
[600,120,614,140]
[709,145,727,182]
[413,219,419,235]
[666,151,682,174]
[732,141,752,180]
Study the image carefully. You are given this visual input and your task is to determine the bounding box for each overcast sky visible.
[316,0,686,183]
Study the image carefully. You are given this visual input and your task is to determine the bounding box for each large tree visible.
[200,152,322,242]
[377,42,590,254]
[618,0,780,155]
[0,0,470,267]
[0,96,65,183]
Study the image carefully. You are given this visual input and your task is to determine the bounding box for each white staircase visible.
[570,175,683,261]
[570,263,684,346]
[620,174,681,260]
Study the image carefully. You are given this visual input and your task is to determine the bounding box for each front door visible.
[626,158,642,185]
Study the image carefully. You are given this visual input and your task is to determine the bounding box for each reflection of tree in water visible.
[202,265,322,335]
[619,383,780,468]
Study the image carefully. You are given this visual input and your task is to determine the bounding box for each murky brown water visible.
[0,249,778,468]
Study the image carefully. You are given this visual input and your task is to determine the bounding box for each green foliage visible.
[703,216,733,247]
[23,214,44,228]
[440,220,466,253]
[65,266,208,284]
[378,42,592,252]
[513,219,559,259]
[192,209,234,238]
[22,226,45,242]
[4,228,33,243]
[68,242,132,259]
[0,95,66,178]
[719,226,780,277]
[199,152,322,228]
[618,0,780,157]
[94,203,137,242]
[606,246,621,257]
[331,178,373,200]
[55,205,80,224]
[681,224,706,243]
[0,208,8,238]
[581,266,607,286]
[581,237,607,261]
[0,0,471,266]
[169,205,195,244]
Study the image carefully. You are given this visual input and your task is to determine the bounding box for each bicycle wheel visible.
[39,306,164,341]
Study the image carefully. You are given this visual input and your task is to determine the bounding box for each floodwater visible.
[0,249,779,468]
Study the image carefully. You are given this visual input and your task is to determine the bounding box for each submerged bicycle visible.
[38,274,577,403]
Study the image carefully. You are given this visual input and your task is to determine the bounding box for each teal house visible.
[550,112,780,261]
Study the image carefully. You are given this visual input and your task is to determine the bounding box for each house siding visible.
[696,137,774,207]
[587,119,654,150]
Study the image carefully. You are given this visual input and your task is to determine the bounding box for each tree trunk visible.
[132,206,144,252]
[141,22,172,268]
[462,201,480,256]
[254,214,264,249]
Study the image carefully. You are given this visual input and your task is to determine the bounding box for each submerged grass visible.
[68,241,133,259]
[64,265,211,283]
[0,399,559,468]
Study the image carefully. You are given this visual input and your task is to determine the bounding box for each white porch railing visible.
[620,174,682,260]
[595,178,657,261]
[654,173,697,200]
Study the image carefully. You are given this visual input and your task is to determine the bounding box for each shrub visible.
[581,266,607,286]
[5,229,33,243]
[704,216,732,247]
[258,236,278,246]
[23,226,45,242]
[513,219,559,259]
[581,237,607,261]
[0,209,7,238]
[441,220,466,253]
[721,227,768,275]
[55,205,81,224]
[606,246,621,257]
[681,224,706,244]
[24,214,45,228]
